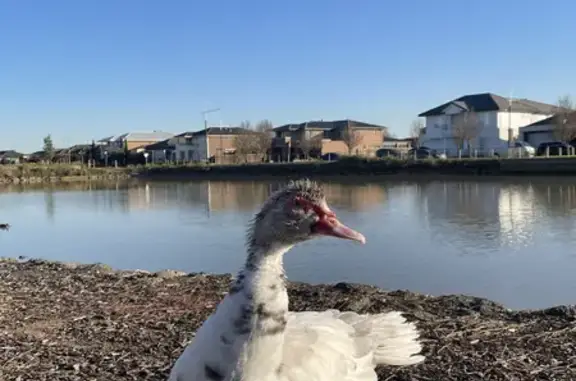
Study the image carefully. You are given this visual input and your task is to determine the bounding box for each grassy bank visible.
[135,157,576,180]
[0,164,131,184]
[1,258,574,381]
[5,157,576,185]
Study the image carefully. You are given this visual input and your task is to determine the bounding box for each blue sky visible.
[2,0,576,152]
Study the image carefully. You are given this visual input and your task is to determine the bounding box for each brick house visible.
[271,119,388,161]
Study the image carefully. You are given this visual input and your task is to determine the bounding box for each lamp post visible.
[201,108,220,162]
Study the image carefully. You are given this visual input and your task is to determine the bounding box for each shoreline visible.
[3,157,576,184]
[1,258,574,380]
[0,164,131,184]
[134,157,576,180]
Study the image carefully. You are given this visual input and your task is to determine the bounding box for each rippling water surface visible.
[2,177,576,309]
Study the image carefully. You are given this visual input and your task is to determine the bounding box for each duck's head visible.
[248,179,365,247]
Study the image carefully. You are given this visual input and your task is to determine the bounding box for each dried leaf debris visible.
[1,259,575,381]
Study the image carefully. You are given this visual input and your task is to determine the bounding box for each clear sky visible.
[2,0,576,152]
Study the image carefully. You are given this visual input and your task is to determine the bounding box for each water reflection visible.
[45,190,55,221]
[3,177,576,309]
[416,181,542,252]
[0,180,389,219]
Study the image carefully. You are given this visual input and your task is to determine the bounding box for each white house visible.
[419,93,557,156]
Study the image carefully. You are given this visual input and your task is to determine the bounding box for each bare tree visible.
[410,119,424,148]
[341,122,363,155]
[553,95,576,143]
[234,120,256,163]
[254,119,273,161]
[298,133,322,159]
[451,110,482,151]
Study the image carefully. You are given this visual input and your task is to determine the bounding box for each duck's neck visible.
[228,243,291,377]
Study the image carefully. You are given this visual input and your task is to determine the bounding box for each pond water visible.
[1,177,576,310]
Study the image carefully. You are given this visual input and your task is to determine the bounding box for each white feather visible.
[169,305,424,381]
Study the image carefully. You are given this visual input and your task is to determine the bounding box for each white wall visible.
[192,135,208,161]
[173,135,207,162]
[496,112,551,141]
[421,111,500,154]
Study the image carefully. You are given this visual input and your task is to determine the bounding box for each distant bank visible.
[135,157,576,180]
[1,158,576,184]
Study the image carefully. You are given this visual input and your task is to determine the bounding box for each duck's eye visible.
[293,196,310,213]
[294,196,327,217]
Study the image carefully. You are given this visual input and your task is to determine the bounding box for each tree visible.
[341,121,363,155]
[410,119,424,148]
[254,119,273,161]
[552,95,576,143]
[43,134,55,162]
[89,140,97,162]
[451,110,482,151]
[123,139,130,165]
[234,121,257,163]
[298,133,322,159]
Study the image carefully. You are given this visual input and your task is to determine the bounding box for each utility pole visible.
[508,90,514,147]
[201,108,220,162]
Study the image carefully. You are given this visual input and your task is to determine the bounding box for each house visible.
[142,139,175,164]
[381,137,413,152]
[418,92,557,155]
[96,131,175,159]
[0,150,23,164]
[52,144,95,163]
[173,127,259,163]
[271,119,387,161]
[519,111,576,147]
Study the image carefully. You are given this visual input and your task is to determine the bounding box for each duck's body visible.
[168,180,424,381]
[0,223,10,231]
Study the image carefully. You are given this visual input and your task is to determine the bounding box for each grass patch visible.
[0,164,131,183]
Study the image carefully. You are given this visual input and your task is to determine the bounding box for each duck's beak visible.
[312,215,366,244]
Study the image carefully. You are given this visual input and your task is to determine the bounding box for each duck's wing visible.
[279,310,425,381]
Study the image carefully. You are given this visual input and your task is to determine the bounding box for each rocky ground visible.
[1,259,575,381]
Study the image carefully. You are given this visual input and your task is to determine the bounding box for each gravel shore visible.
[1,259,575,381]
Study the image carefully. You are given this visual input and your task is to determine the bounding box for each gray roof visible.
[0,150,22,158]
[143,139,175,151]
[274,119,387,133]
[175,127,255,137]
[522,110,576,128]
[418,93,558,117]
[118,131,174,141]
[97,135,114,143]
[99,131,174,143]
